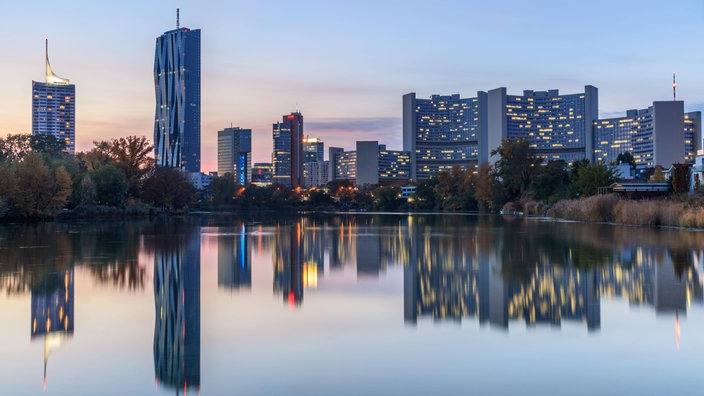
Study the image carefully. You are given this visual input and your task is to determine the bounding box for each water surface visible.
[1,214,703,395]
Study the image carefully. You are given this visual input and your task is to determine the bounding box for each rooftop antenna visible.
[177,8,180,29]
[672,72,677,101]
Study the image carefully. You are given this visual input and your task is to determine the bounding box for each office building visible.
[594,102,701,170]
[32,39,75,154]
[217,127,252,185]
[251,163,273,186]
[403,93,484,180]
[329,141,411,184]
[154,16,201,172]
[487,85,598,164]
[304,161,329,187]
[303,137,324,163]
[272,112,304,187]
[328,147,344,183]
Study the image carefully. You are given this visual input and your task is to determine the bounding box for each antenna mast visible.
[672,72,677,101]
[177,8,180,29]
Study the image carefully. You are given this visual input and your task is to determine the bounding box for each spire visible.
[672,72,677,101]
[45,39,70,85]
[177,8,180,29]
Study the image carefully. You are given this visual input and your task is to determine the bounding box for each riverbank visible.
[540,194,704,228]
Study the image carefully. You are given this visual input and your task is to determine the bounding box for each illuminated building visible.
[329,141,411,184]
[328,147,344,183]
[303,161,329,187]
[303,137,324,163]
[32,39,75,154]
[403,93,484,180]
[594,103,701,169]
[153,228,200,391]
[154,13,201,172]
[251,163,273,186]
[487,86,598,164]
[218,224,251,289]
[31,268,74,389]
[217,127,252,185]
[302,137,327,187]
[272,112,304,187]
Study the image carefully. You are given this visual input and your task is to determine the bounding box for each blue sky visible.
[0,0,702,170]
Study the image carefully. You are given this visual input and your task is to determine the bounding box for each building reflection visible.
[403,222,704,332]
[152,229,201,393]
[218,223,251,290]
[30,268,74,390]
[273,222,304,307]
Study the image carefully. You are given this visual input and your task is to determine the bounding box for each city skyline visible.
[1,1,703,171]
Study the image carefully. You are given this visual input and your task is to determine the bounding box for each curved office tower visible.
[154,19,201,172]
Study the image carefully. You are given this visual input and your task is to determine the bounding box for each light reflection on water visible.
[1,214,703,395]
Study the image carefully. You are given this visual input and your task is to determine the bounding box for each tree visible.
[140,168,196,210]
[530,160,569,203]
[12,152,56,217]
[373,185,404,211]
[108,136,154,194]
[569,160,616,197]
[77,174,97,205]
[474,163,501,211]
[91,165,128,206]
[208,173,238,205]
[411,178,439,210]
[491,138,543,201]
[650,165,666,182]
[670,163,691,194]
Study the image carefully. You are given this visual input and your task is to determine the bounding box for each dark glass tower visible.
[154,16,201,172]
[32,39,76,155]
[272,112,304,187]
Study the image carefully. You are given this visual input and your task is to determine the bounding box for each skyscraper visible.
[272,112,303,187]
[217,127,252,185]
[154,12,201,172]
[403,93,484,180]
[32,39,75,154]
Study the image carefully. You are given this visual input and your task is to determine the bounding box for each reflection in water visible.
[218,224,251,290]
[30,268,74,390]
[151,227,201,393]
[273,222,304,307]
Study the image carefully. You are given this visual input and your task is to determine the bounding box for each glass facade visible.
[154,27,201,172]
[378,147,411,182]
[217,127,252,185]
[251,163,273,186]
[503,88,596,164]
[272,113,303,187]
[404,93,481,180]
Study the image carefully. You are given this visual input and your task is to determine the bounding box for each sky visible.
[0,0,703,171]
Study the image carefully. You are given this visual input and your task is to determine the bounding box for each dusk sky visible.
[1,0,703,171]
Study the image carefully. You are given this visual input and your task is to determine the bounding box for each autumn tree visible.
[670,163,691,194]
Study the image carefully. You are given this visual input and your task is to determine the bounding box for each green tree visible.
[411,178,439,210]
[569,160,616,197]
[491,138,543,201]
[108,136,154,195]
[77,174,98,205]
[530,160,569,203]
[373,185,404,211]
[91,164,128,206]
[11,152,65,217]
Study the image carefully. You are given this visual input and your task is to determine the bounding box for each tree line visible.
[0,134,196,219]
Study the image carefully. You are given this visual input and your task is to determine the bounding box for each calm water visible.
[1,214,704,395]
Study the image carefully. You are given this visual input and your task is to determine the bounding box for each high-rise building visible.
[303,137,324,163]
[487,86,598,164]
[217,127,252,185]
[328,147,344,183]
[403,93,484,180]
[594,102,701,169]
[32,39,75,154]
[272,112,303,187]
[154,15,201,172]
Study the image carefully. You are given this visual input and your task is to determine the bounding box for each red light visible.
[287,115,295,119]
[288,291,295,307]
